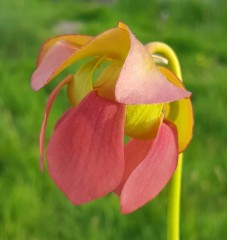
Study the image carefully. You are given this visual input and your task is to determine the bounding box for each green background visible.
[0,0,226,239]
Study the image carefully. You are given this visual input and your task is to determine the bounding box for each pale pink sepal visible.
[115,26,191,104]
[119,122,178,214]
[31,41,77,91]
[39,75,73,172]
[46,91,126,204]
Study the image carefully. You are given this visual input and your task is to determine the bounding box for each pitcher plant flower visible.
[31,22,193,214]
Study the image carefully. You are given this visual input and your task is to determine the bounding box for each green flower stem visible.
[147,42,183,240]
[167,153,183,240]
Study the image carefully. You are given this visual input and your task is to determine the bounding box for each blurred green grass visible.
[0,0,227,239]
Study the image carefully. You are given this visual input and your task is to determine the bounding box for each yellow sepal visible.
[160,67,194,152]
[67,57,104,106]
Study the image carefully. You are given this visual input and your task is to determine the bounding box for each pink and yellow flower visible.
[31,22,193,214]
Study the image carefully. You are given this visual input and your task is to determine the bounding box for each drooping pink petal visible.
[31,41,78,91]
[46,91,126,204]
[115,22,191,104]
[40,75,73,172]
[118,121,178,214]
[54,108,74,131]
[114,139,152,195]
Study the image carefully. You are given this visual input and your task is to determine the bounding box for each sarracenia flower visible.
[31,22,193,214]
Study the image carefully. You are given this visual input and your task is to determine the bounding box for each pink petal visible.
[46,91,126,204]
[54,108,74,131]
[31,41,77,91]
[114,139,152,195]
[40,75,73,172]
[119,121,178,214]
[115,23,191,104]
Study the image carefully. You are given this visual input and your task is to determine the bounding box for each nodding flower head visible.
[31,22,193,214]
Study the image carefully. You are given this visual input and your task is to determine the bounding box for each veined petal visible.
[118,121,178,214]
[46,91,126,204]
[124,104,163,139]
[67,57,105,106]
[40,75,73,172]
[115,22,191,104]
[160,67,194,152]
[31,27,130,91]
[37,34,93,66]
[114,139,152,195]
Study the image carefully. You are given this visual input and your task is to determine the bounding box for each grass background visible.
[0,0,227,239]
